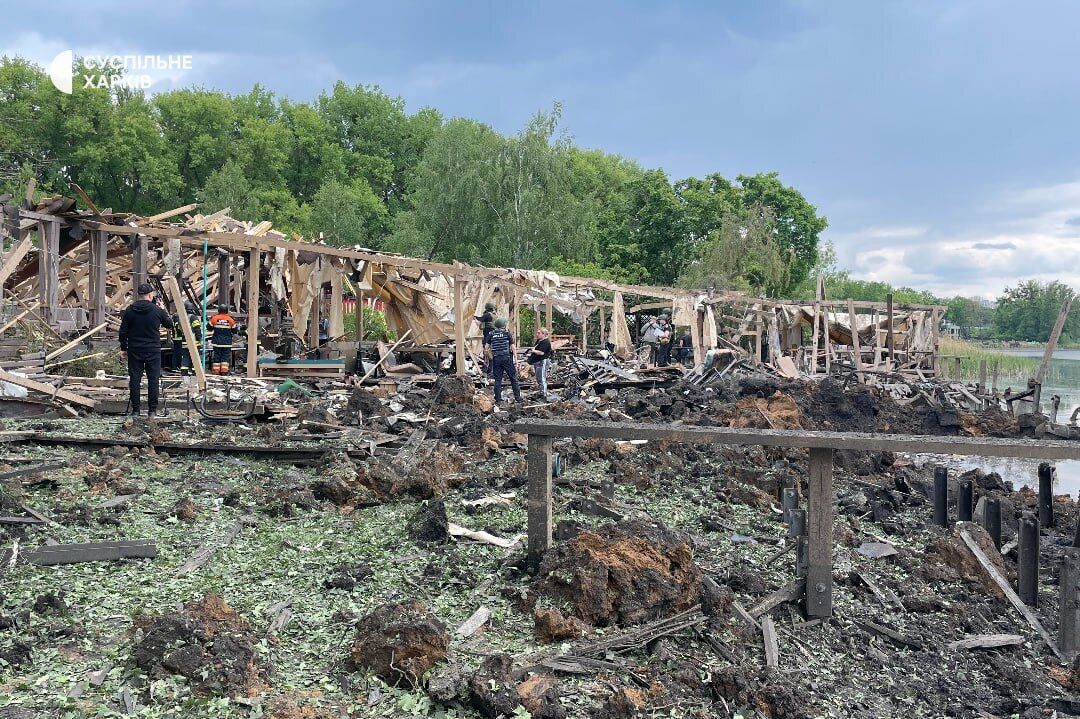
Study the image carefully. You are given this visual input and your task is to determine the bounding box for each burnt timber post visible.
[526,433,553,569]
[131,233,148,295]
[1038,462,1055,528]
[806,447,834,617]
[88,229,108,327]
[1060,548,1080,659]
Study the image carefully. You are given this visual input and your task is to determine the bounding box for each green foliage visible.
[993,279,1078,342]
[0,54,831,297]
[343,306,394,342]
[677,204,792,295]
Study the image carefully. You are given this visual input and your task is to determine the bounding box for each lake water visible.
[915,348,1080,495]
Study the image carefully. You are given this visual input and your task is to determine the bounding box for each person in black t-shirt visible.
[474,301,496,376]
[673,328,692,366]
[529,327,553,396]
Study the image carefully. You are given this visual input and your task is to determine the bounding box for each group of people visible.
[641,311,692,367]
[475,301,552,404]
[120,283,242,416]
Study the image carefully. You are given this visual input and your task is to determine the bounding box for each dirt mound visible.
[961,405,1018,437]
[431,375,478,405]
[533,608,587,643]
[345,386,387,420]
[730,393,802,430]
[408,499,450,543]
[348,600,448,687]
[469,654,520,718]
[915,523,1013,599]
[133,594,263,696]
[531,520,701,628]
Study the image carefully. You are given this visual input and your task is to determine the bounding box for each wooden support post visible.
[931,307,941,370]
[985,497,1002,549]
[1060,548,1080,660]
[1018,513,1040,606]
[953,356,962,381]
[809,300,820,375]
[510,293,520,343]
[992,360,1000,393]
[934,466,950,527]
[599,306,607,347]
[216,252,230,308]
[958,477,974,522]
[356,290,364,342]
[978,359,987,395]
[1035,297,1073,411]
[89,230,108,326]
[165,276,207,390]
[847,298,863,382]
[453,276,466,376]
[526,433,553,569]
[546,300,553,334]
[39,221,60,324]
[132,234,148,295]
[886,293,895,368]
[1038,462,1055,528]
[307,286,320,354]
[806,447,834,617]
[246,248,260,378]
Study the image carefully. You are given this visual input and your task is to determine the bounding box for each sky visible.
[4,0,1080,299]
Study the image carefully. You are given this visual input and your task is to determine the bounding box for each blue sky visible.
[5,0,1080,298]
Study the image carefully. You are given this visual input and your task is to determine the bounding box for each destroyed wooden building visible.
[0,189,947,403]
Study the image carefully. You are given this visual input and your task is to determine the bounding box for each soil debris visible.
[348,600,449,687]
[132,594,263,696]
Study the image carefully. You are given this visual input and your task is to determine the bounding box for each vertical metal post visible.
[789,508,807,540]
[958,478,974,522]
[806,447,834,617]
[1060,548,1080,660]
[985,498,1002,549]
[526,433,553,570]
[781,487,798,524]
[796,536,809,578]
[933,466,949,528]
[1018,513,1040,606]
[1038,463,1055,528]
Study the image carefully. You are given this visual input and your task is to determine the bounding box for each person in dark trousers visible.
[208,304,237,375]
[656,315,673,366]
[119,283,173,417]
[673,328,693,366]
[483,317,521,403]
[475,301,495,376]
[170,301,202,373]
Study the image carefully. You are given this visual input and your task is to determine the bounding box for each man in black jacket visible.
[119,283,173,416]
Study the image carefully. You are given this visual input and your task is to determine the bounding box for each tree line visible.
[0,57,826,295]
[0,56,1074,342]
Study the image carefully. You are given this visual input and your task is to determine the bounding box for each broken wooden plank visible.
[947,634,1024,651]
[855,619,922,650]
[45,322,108,361]
[0,368,96,409]
[761,616,779,668]
[176,516,252,575]
[748,580,805,618]
[456,606,492,638]
[0,461,67,481]
[1,539,155,566]
[958,528,1065,661]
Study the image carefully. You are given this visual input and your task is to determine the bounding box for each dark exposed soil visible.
[348,600,449,687]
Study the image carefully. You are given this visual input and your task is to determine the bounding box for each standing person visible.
[208,304,237,375]
[673,328,693,366]
[528,327,554,397]
[474,301,496,376]
[119,283,173,417]
[483,317,522,403]
[656,315,673,366]
[170,301,202,374]
[641,315,661,364]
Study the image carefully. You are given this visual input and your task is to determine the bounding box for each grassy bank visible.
[938,337,1039,381]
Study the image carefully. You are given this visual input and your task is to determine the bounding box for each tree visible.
[993,280,1078,342]
[677,204,792,294]
[198,160,258,221]
[737,172,827,291]
[307,178,385,248]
